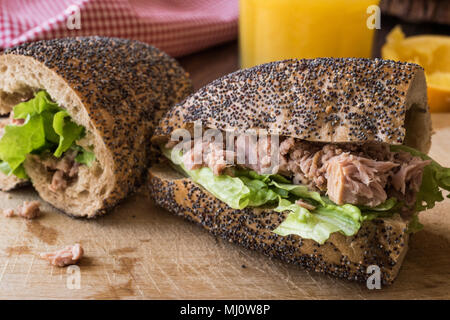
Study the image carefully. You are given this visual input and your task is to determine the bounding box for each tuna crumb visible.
[3,201,41,219]
[39,244,84,267]
[3,209,15,217]
[18,201,41,219]
[295,199,316,211]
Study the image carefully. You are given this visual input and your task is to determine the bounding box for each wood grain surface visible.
[0,42,449,300]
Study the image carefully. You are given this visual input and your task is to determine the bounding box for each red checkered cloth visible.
[0,0,238,57]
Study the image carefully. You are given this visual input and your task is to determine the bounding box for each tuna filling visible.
[35,150,80,192]
[0,90,96,187]
[172,135,431,212]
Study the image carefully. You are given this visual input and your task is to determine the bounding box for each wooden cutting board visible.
[0,42,449,300]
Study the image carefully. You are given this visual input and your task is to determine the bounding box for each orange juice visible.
[239,0,380,68]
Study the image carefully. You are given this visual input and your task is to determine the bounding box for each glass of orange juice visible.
[239,0,380,68]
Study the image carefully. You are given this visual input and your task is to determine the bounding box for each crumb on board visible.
[39,244,84,267]
[2,201,41,219]
[2,209,15,217]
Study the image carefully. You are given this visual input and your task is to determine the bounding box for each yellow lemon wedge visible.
[427,72,450,113]
[382,26,450,112]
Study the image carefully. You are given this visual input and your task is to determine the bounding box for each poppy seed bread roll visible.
[153,58,431,153]
[0,37,192,217]
[148,58,446,284]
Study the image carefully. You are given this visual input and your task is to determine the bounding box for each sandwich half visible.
[149,58,450,284]
[0,37,192,217]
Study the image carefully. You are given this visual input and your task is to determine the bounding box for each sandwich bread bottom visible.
[149,163,410,284]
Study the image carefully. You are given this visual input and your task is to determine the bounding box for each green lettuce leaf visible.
[407,213,424,233]
[238,176,279,207]
[314,204,362,236]
[269,181,326,206]
[53,111,84,157]
[163,147,390,244]
[75,149,96,167]
[273,198,363,244]
[163,147,277,209]
[0,161,10,175]
[0,161,28,179]
[359,198,400,220]
[13,90,61,144]
[272,199,341,244]
[231,168,291,184]
[0,91,89,178]
[361,197,398,212]
[188,167,252,209]
[269,181,395,242]
[390,145,450,211]
[0,114,46,172]
[13,91,60,116]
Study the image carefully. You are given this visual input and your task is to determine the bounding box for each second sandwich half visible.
[0,37,192,217]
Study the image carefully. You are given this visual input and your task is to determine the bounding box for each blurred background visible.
[1,0,449,111]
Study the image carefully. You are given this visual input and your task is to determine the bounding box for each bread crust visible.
[154,58,431,153]
[148,163,410,284]
[0,37,192,217]
[0,173,28,191]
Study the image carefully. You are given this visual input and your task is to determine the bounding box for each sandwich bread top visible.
[155,58,431,152]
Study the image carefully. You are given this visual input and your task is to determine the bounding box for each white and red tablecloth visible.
[0,0,238,56]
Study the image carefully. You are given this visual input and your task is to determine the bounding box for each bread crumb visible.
[2,201,41,219]
[39,244,84,267]
[3,209,15,217]
[18,201,41,219]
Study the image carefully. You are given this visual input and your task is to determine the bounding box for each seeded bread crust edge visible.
[0,174,28,192]
[148,163,410,284]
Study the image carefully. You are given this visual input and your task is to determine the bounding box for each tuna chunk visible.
[0,118,8,134]
[390,151,431,209]
[49,170,68,192]
[391,153,431,195]
[18,201,41,219]
[295,199,316,211]
[3,209,15,217]
[39,244,84,267]
[42,151,79,192]
[204,144,236,176]
[236,134,278,174]
[3,201,41,219]
[280,137,295,156]
[182,134,279,176]
[325,153,398,206]
[9,114,25,126]
[0,113,24,135]
[183,141,236,175]
[282,141,335,191]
